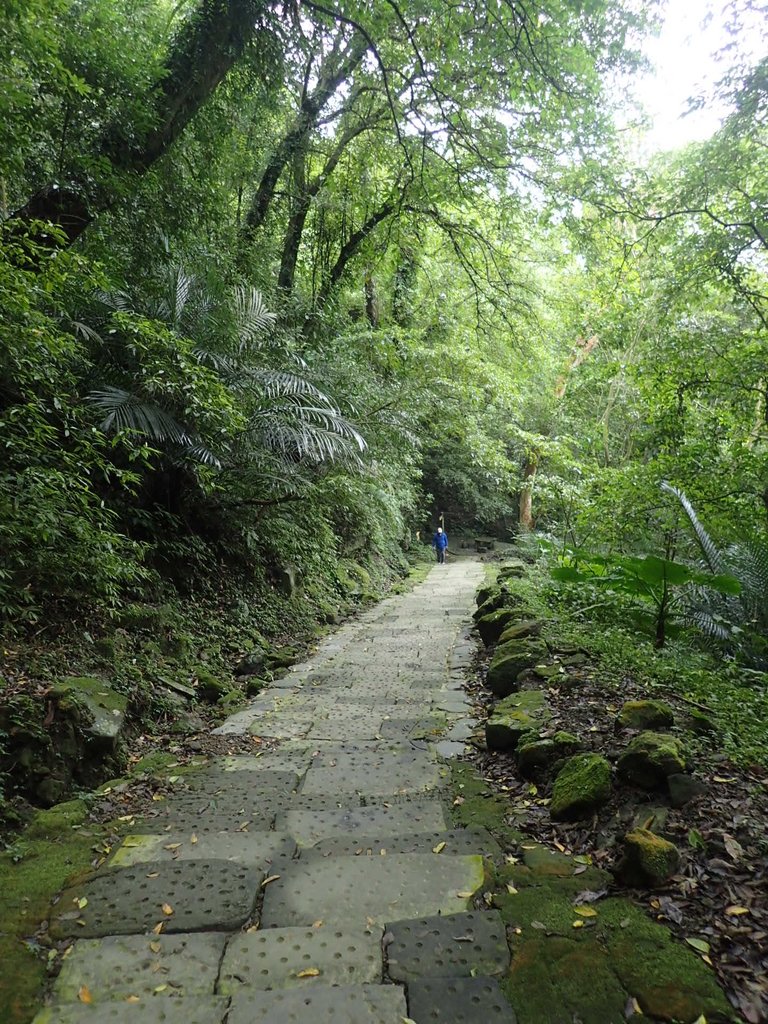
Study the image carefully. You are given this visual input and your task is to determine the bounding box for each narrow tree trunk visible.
[519,456,538,531]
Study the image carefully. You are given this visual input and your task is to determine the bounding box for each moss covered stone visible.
[194,667,229,702]
[26,799,89,839]
[497,561,526,581]
[600,898,731,1022]
[616,699,675,731]
[498,619,543,644]
[517,732,580,777]
[476,607,520,646]
[51,677,127,751]
[486,690,550,751]
[615,828,681,888]
[473,586,504,617]
[266,645,299,669]
[487,639,548,697]
[502,936,628,1024]
[550,754,611,821]
[617,731,686,790]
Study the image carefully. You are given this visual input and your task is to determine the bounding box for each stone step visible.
[33,1000,228,1024]
[49,860,259,939]
[309,828,500,859]
[50,932,226,1003]
[407,976,517,1023]
[226,983,407,1024]
[260,853,485,928]
[218,925,383,993]
[108,831,295,869]
[384,910,510,982]
[276,802,448,847]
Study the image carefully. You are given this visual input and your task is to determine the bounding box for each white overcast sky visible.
[633,0,764,152]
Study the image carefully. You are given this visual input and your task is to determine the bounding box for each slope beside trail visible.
[38,556,524,1023]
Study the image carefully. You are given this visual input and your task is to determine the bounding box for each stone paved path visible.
[38,558,521,1023]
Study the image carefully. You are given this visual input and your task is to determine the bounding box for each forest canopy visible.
[0,0,765,657]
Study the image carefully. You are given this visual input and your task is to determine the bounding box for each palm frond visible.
[87,387,193,444]
[661,480,725,573]
[233,285,276,348]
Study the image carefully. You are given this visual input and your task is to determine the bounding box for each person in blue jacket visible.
[432,526,448,563]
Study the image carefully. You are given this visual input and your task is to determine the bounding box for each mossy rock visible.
[616,699,674,731]
[194,667,229,702]
[517,732,580,777]
[266,645,299,670]
[486,690,549,751]
[487,639,548,697]
[51,677,128,752]
[496,561,526,581]
[550,754,611,821]
[26,799,89,839]
[498,619,543,644]
[614,828,681,888]
[617,731,686,790]
[475,583,501,609]
[688,708,718,735]
[600,898,732,1022]
[475,607,520,645]
[245,677,268,697]
[217,689,245,709]
[502,936,629,1024]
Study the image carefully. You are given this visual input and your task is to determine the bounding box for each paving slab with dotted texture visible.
[406,976,518,1023]
[51,932,227,1002]
[226,983,407,1024]
[218,925,383,993]
[385,910,510,982]
[49,860,260,938]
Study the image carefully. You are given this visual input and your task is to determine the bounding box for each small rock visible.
[517,731,580,777]
[266,646,299,670]
[550,753,612,821]
[170,711,206,735]
[36,776,68,807]
[195,668,229,702]
[234,650,267,677]
[497,619,542,643]
[475,608,519,645]
[617,732,686,790]
[615,828,680,888]
[616,700,674,731]
[485,691,549,751]
[245,677,268,697]
[687,708,718,735]
[486,639,548,697]
[667,773,707,808]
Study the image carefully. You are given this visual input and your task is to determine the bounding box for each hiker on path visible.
[432,526,448,564]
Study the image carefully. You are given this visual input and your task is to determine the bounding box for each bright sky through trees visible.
[637,0,762,151]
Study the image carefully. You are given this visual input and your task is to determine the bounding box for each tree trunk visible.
[9,0,264,253]
[519,456,538,531]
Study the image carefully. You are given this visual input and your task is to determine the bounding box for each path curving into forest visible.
[39,557,524,1023]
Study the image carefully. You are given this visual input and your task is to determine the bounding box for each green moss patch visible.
[449,763,524,848]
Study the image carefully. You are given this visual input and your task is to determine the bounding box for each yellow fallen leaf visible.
[161,903,174,916]
[152,922,165,935]
[553,841,565,853]
[506,884,518,895]
[125,995,141,1003]
[312,920,323,928]
[725,906,750,916]
[432,842,446,854]
[149,941,161,954]
[190,834,198,845]
[164,843,182,851]
[76,919,87,927]
[261,874,280,888]
[692,1017,707,1024]
[574,906,597,917]
[380,849,387,856]
[456,892,474,899]
[572,920,584,929]
[76,897,88,910]
[117,814,135,822]
[628,997,642,1014]
[151,794,165,802]
[702,955,714,967]
[78,985,93,1004]
[154,984,168,993]
[296,968,321,978]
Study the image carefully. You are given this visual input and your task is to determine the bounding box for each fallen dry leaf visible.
[296,968,321,978]
[161,903,174,916]
[78,985,92,1004]
[432,842,446,854]
[261,874,280,888]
